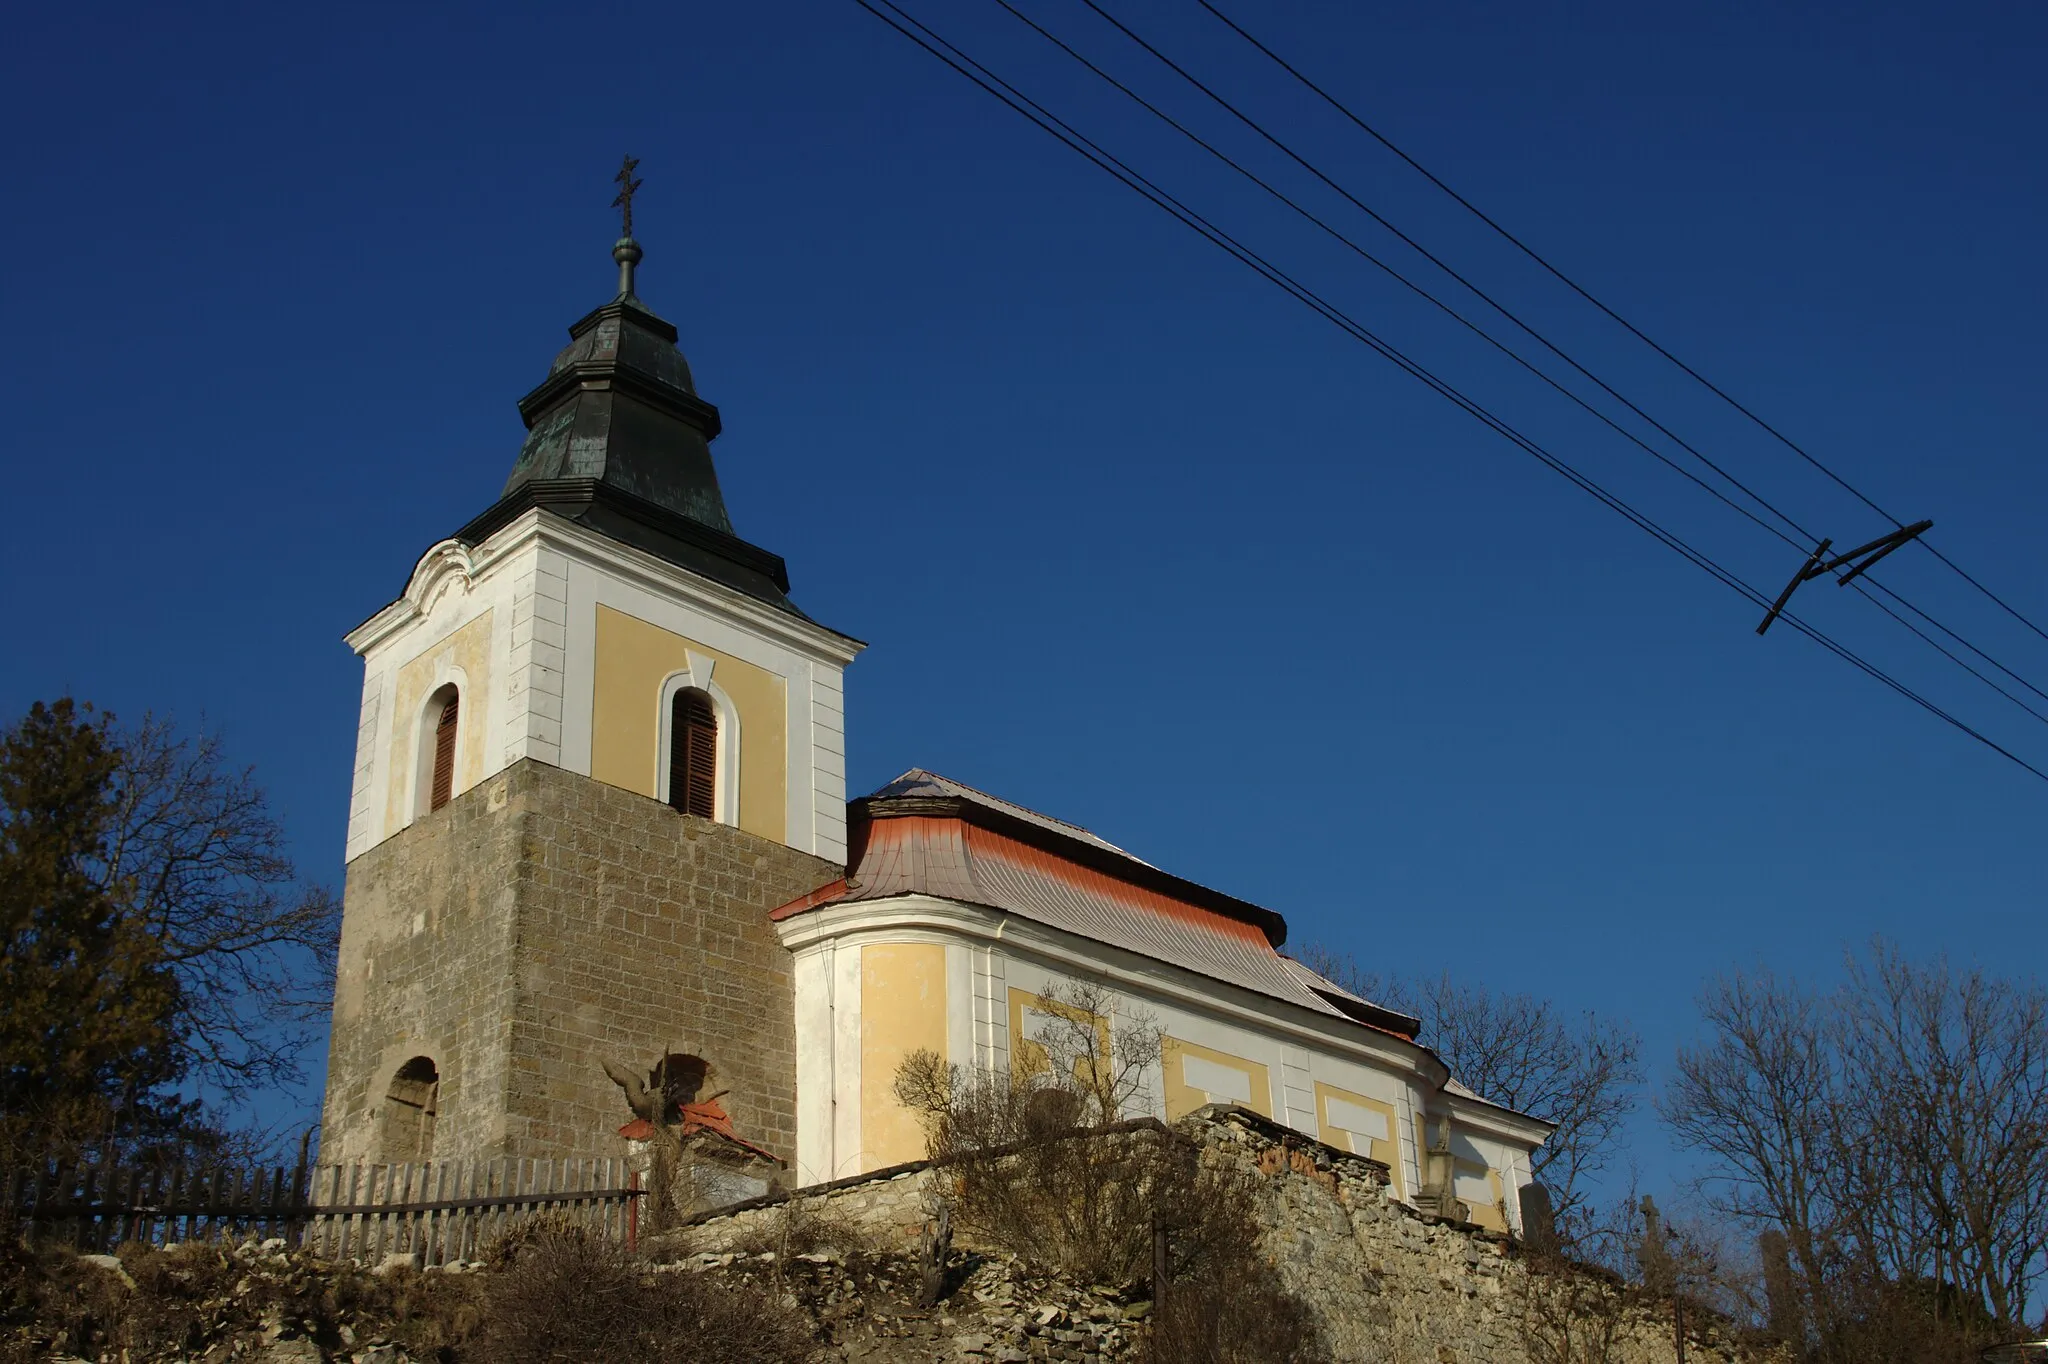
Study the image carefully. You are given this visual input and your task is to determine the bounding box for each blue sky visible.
[4,0,2044,1200]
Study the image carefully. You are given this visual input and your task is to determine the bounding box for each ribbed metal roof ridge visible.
[1279,958,1421,1038]
[868,769,1143,860]
[856,771,1286,947]
[959,826,1344,1020]
[807,812,1348,1024]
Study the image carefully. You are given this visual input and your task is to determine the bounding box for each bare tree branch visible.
[1296,945,1641,1232]
[91,713,339,1103]
[1662,942,2048,1353]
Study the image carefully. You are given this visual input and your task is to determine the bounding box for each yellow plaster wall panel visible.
[1005,988,1110,1089]
[1456,1164,1509,1232]
[384,610,495,832]
[589,605,786,843]
[1162,1037,1271,1120]
[860,943,948,1169]
[1314,1081,1402,1192]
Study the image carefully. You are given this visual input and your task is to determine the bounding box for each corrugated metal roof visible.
[1279,957,1421,1037]
[868,769,1148,862]
[810,808,1355,1024]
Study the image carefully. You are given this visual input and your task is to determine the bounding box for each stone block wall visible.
[662,1110,1785,1364]
[321,758,842,1167]
[321,770,526,1165]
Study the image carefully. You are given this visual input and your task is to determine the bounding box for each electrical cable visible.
[991,0,2048,730]
[849,0,2048,784]
[1065,0,1817,550]
[1196,0,2048,648]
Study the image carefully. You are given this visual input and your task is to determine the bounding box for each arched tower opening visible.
[667,687,717,819]
[382,1055,440,1160]
[415,683,460,817]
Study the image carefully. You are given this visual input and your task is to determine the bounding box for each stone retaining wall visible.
[662,1107,1785,1364]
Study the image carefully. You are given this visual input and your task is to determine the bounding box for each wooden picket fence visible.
[304,1158,638,1264]
[2,1155,641,1265]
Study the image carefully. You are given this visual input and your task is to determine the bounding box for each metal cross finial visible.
[612,155,644,238]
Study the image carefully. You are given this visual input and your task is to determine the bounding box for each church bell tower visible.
[320,167,862,1167]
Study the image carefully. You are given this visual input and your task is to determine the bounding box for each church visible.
[318,200,1549,1236]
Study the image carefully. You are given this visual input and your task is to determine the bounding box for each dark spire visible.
[458,163,803,614]
[611,155,645,301]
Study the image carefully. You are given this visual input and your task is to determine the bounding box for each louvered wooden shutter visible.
[669,689,717,819]
[430,691,459,812]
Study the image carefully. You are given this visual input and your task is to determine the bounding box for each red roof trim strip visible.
[769,877,849,922]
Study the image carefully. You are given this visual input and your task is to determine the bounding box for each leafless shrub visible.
[896,982,1325,1360]
[727,1196,872,1261]
[480,1221,817,1364]
[894,981,1173,1282]
[0,1237,483,1363]
[0,1236,134,1362]
[1144,1269,1317,1363]
[1140,1159,1319,1364]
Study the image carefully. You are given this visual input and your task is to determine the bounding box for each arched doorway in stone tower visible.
[381,1056,439,1160]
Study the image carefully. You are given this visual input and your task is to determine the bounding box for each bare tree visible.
[1842,944,2048,1333]
[1661,966,1849,1342]
[1296,946,1641,1232]
[94,712,340,1103]
[895,982,1322,1355]
[1662,941,2048,1357]
[893,981,1166,1280]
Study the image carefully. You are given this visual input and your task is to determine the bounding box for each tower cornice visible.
[346,507,863,666]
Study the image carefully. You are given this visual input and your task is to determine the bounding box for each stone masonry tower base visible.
[320,759,840,1167]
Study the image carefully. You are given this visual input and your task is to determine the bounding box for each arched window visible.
[427,685,459,813]
[382,1056,439,1160]
[668,688,717,819]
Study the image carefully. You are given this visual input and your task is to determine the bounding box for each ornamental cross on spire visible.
[612,155,644,238]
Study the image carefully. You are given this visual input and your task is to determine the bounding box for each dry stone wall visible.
[1186,1108,1776,1364]
[322,758,841,1166]
[668,1109,1785,1364]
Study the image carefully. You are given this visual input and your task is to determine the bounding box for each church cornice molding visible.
[344,531,519,656]
[345,503,865,665]
[1438,1090,1555,1147]
[776,893,1450,1091]
[462,478,786,592]
[528,510,865,665]
[853,793,1290,948]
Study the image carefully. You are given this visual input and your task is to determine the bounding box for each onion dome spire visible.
[455,159,807,615]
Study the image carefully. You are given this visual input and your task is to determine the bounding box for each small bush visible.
[0,1237,133,1361]
[1144,1271,1318,1364]
[897,982,1326,1360]
[727,1197,870,1262]
[479,1222,816,1364]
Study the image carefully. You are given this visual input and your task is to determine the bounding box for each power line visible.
[1195,0,2048,649]
[850,0,2048,785]
[1063,0,1817,550]
[990,0,2048,730]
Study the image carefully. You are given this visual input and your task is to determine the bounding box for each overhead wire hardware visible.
[1757,521,1934,636]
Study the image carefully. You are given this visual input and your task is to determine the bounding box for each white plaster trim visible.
[348,532,508,656]
[345,508,864,668]
[775,896,1447,1090]
[653,666,743,826]
[1442,1088,1554,1148]
[944,943,975,1073]
[829,942,864,1178]
[533,513,862,665]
